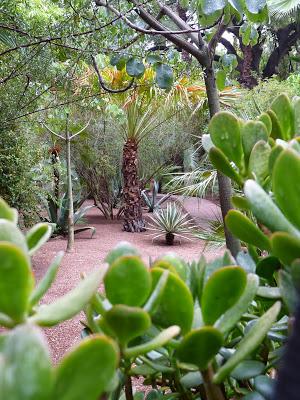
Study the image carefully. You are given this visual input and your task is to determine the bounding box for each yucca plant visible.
[141,179,171,212]
[148,202,197,245]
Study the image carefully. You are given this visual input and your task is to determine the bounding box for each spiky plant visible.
[148,202,197,245]
[268,0,300,17]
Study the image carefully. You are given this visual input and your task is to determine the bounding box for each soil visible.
[32,198,223,365]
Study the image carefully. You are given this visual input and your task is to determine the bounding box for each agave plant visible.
[141,179,171,212]
[148,202,197,245]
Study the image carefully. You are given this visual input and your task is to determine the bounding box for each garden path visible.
[32,197,222,364]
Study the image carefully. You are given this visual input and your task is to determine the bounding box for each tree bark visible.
[122,138,145,232]
[204,66,241,257]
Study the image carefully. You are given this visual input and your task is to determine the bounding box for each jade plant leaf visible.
[0,242,34,322]
[201,266,247,325]
[105,242,139,265]
[53,336,119,400]
[225,210,271,251]
[279,270,297,314]
[241,121,269,162]
[176,327,223,370]
[273,149,300,230]
[270,93,294,140]
[30,268,105,326]
[244,180,300,237]
[231,360,265,380]
[231,196,250,211]
[258,112,272,136]
[29,252,64,307]
[2,324,53,400]
[143,270,169,313]
[104,256,151,306]
[150,268,193,334]
[104,305,151,346]
[293,96,300,136]
[213,301,281,383]
[209,147,243,185]
[256,256,281,280]
[0,198,18,224]
[267,110,283,139]
[209,112,244,169]
[215,273,259,335]
[0,220,28,253]
[248,140,271,183]
[159,254,187,281]
[271,232,300,265]
[26,223,52,256]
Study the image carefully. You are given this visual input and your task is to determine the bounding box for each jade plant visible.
[83,242,284,400]
[205,93,300,315]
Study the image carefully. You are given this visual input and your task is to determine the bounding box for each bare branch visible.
[70,119,91,139]
[91,55,135,94]
[41,123,65,140]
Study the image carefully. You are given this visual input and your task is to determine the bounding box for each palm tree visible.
[268,0,300,16]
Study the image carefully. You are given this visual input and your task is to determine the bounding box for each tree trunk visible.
[122,138,145,232]
[204,66,241,257]
[238,45,258,89]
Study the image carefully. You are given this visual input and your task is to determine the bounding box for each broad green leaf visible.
[258,112,272,135]
[248,140,271,183]
[0,198,18,223]
[29,252,64,307]
[30,268,105,326]
[105,242,138,265]
[155,63,173,89]
[104,256,151,306]
[293,96,300,136]
[267,110,283,139]
[273,149,300,230]
[231,195,250,211]
[209,147,243,185]
[216,70,226,91]
[213,302,281,383]
[231,360,265,380]
[253,375,275,399]
[159,254,187,281]
[26,223,52,256]
[256,256,281,280]
[241,121,269,162]
[146,54,161,65]
[270,93,293,140]
[0,243,33,322]
[244,180,300,237]
[151,268,193,334]
[104,305,151,346]
[245,0,266,13]
[124,325,180,359]
[215,273,259,334]
[228,0,244,13]
[225,210,271,251]
[152,260,179,277]
[279,270,297,313]
[271,232,300,265]
[201,266,247,325]
[176,327,223,370]
[143,270,169,313]
[268,145,284,174]
[2,324,53,400]
[221,53,238,71]
[209,112,244,169]
[126,58,145,77]
[54,336,119,400]
[0,220,28,253]
[201,0,226,14]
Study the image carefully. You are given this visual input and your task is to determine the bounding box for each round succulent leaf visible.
[126,58,145,77]
[209,112,244,169]
[256,256,281,280]
[271,232,300,265]
[0,219,28,253]
[253,375,275,399]
[231,196,250,211]
[225,210,271,251]
[176,327,223,370]
[248,140,272,183]
[105,242,139,265]
[159,254,187,281]
[54,336,119,400]
[152,260,178,276]
[273,149,300,230]
[209,147,243,185]
[26,223,52,256]
[270,93,294,141]
[104,305,151,346]
[268,145,283,175]
[258,113,272,136]
[0,243,33,322]
[201,266,247,325]
[267,110,284,139]
[104,256,151,306]
[151,268,193,334]
[2,324,53,400]
[241,121,269,162]
[231,360,265,380]
[243,392,265,400]
[0,198,18,223]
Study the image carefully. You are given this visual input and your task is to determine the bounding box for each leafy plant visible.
[148,202,197,245]
[141,180,171,212]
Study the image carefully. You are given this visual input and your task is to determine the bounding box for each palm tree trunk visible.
[122,138,145,232]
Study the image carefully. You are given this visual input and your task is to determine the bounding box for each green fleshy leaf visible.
[104,256,151,307]
[201,266,247,325]
[26,223,52,256]
[279,270,297,313]
[270,94,293,141]
[0,198,18,224]
[241,121,269,163]
[267,110,284,139]
[256,256,281,280]
[209,147,243,185]
[0,220,28,253]
[248,140,271,183]
[54,336,119,400]
[225,210,271,251]
[231,360,265,380]
[271,232,300,265]
[105,242,139,265]
[176,327,223,370]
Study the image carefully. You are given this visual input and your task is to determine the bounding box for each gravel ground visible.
[32,198,222,364]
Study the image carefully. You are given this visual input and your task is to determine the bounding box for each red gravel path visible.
[32,199,222,364]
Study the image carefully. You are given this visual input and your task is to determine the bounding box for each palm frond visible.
[268,0,300,17]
